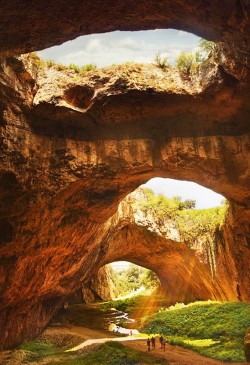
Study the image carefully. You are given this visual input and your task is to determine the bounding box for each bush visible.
[79,64,97,72]
[199,39,216,54]
[176,52,196,75]
[154,52,169,71]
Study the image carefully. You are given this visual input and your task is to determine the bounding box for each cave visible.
[0,0,249,352]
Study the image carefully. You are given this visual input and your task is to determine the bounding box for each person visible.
[147,338,151,351]
[159,335,164,348]
[162,338,166,351]
[130,330,133,336]
[151,336,156,349]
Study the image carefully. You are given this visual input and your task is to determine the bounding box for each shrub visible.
[176,51,196,75]
[199,38,216,54]
[79,64,97,72]
[46,59,56,68]
[69,63,81,73]
[154,52,169,71]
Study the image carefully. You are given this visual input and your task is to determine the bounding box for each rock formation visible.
[0,0,249,350]
[92,188,229,303]
[81,265,117,303]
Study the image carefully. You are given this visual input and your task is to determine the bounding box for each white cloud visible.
[38,29,201,68]
[115,37,143,51]
[86,38,102,51]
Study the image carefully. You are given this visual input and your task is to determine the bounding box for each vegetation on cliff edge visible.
[136,188,227,245]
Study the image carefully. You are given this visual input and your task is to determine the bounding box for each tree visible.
[183,199,196,209]
[199,39,216,54]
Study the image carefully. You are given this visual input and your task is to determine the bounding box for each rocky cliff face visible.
[65,265,117,304]
[0,1,249,349]
[82,265,117,303]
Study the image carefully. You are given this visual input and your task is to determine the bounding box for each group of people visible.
[146,335,166,351]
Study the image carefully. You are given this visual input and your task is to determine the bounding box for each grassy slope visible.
[19,341,168,365]
[142,301,250,362]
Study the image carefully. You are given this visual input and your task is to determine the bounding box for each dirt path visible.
[122,339,249,365]
[56,325,249,365]
[1,324,248,365]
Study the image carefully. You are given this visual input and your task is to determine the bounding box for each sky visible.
[144,178,223,209]
[37,29,201,67]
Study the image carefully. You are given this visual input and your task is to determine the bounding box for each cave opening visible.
[107,261,160,300]
[37,29,203,68]
[142,177,225,209]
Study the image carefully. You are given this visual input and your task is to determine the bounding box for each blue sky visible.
[38,30,223,209]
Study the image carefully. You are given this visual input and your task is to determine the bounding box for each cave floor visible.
[0,302,249,364]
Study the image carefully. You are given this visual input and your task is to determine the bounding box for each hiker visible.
[151,336,156,349]
[159,335,164,348]
[130,330,133,336]
[147,338,151,351]
[162,338,166,351]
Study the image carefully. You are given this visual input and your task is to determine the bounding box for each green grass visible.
[47,342,169,365]
[142,301,250,362]
[20,340,168,364]
[68,63,97,73]
[20,341,62,360]
[101,296,144,313]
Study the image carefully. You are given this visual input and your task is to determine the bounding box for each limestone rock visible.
[0,1,249,349]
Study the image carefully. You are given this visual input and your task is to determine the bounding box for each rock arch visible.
[0,0,249,350]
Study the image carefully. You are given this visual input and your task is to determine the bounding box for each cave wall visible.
[0,0,249,349]
[82,265,118,303]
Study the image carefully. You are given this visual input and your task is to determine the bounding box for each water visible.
[107,309,139,335]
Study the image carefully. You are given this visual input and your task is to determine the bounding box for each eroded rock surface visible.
[0,1,249,349]
[82,265,118,303]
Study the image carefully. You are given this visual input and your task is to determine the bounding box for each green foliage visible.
[80,63,97,72]
[142,301,250,361]
[55,63,66,71]
[48,342,168,365]
[28,52,46,68]
[46,59,56,68]
[45,60,96,73]
[176,206,226,243]
[173,196,196,210]
[138,188,180,220]
[199,38,216,54]
[45,59,66,71]
[154,52,169,71]
[101,295,147,313]
[176,51,197,75]
[69,63,97,73]
[111,262,160,296]
[137,188,226,246]
[20,341,61,360]
[141,269,159,290]
[22,340,167,365]
[69,63,81,73]
[178,199,196,210]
